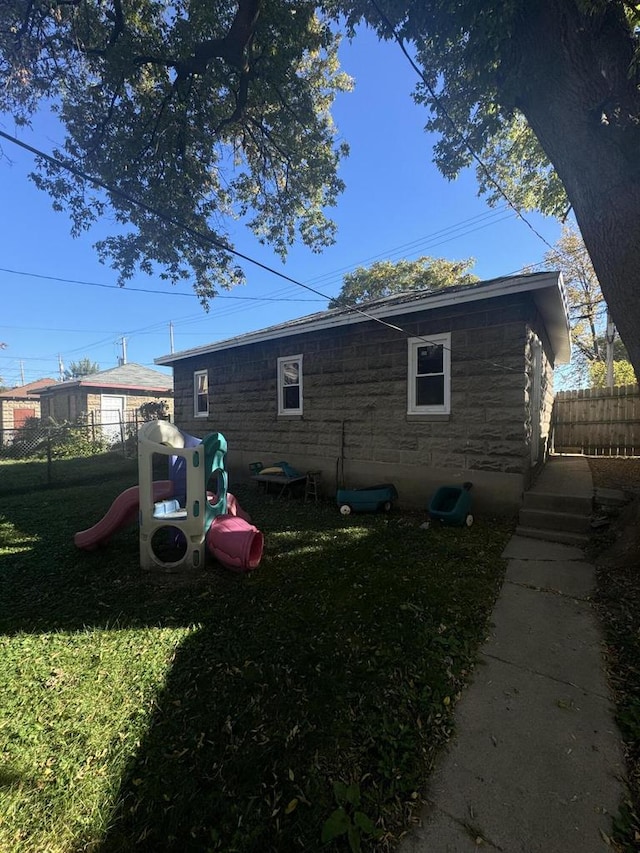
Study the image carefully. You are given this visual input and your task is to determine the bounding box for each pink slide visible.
[74,480,174,551]
[75,482,263,572]
[206,515,264,573]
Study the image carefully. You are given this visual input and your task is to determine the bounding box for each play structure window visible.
[194,370,209,417]
[277,355,303,416]
[207,468,226,498]
[407,334,451,415]
[150,525,188,565]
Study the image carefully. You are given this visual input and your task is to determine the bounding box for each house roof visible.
[155,271,571,366]
[0,378,58,400]
[33,363,173,395]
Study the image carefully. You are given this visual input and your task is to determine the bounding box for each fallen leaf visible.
[599,827,612,845]
[285,798,298,814]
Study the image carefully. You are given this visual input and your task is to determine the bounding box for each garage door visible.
[100,395,125,443]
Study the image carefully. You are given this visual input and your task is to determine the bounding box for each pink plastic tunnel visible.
[206,514,264,572]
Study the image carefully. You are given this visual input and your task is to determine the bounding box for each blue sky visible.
[0,26,561,388]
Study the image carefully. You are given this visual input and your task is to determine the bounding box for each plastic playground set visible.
[74,421,264,573]
[74,421,475,572]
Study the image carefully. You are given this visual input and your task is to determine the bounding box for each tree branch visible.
[134,0,262,79]
[105,0,124,49]
[133,87,176,164]
[247,115,293,167]
[213,70,251,135]
[15,0,36,44]
[88,76,126,153]
[59,0,125,57]
[271,82,310,129]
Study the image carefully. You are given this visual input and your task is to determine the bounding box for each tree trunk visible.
[509,1,640,382]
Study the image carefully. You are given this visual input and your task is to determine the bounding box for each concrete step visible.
[522,491,593,515]
[515,526,590,547]
[518,507,591,535]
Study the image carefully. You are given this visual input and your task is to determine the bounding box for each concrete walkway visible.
[401,456,625,852]
[531,453,595,497]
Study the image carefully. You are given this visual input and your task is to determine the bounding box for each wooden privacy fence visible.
[552,384,640,456]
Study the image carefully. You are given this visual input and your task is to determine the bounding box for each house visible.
[34,364,174,441]
[155,272,570,514]
[0,378,58,444]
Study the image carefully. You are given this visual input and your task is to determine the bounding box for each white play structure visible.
[137,421,261,572]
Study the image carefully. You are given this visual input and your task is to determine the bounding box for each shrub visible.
[48,415,108,458]
[139,400,170,422]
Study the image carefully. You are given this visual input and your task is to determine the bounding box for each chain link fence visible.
[0,414,169,492]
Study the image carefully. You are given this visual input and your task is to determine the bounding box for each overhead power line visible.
[305,206,513,287]
[368,0,558,256]
[0,204,514,301]
[0,130,525,372]
[0,266,322,302]
[0,129,339,299]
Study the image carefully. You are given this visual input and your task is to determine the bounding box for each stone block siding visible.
[0,399,41,431]
[85,392,174,421]
[171,294,541,513]
[40,390,173,424]
[40,390,83,422]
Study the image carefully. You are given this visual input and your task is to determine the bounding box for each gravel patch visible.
[587,457,640,491]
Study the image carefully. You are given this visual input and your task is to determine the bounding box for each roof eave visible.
[33,381,171,394]
[155,272,571,365]
[76,380,172,392]
[532,275,571,364]
[30,382,79,395]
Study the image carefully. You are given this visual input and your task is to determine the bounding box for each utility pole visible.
[605,308,615,388]
[58,354,64,381]
[20,361,25,384]
[169,321,175,354]
[120,336,128,365]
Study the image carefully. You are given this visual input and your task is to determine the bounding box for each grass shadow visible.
[0,452,138,498]
[0,469,512,851]
[0,458,188,634]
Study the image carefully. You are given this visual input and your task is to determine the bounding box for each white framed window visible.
[194,370,209,418]
[407,334,451,415]
[277,354,303,416]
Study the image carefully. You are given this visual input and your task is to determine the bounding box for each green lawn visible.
[0,452,138,494]
[0,457,512,852]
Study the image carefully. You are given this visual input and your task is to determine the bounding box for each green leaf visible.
[333,780,348,805]
[354,811,377,835]
[321,807,350,843]
[1,1,352,301]
[347,822,362,853]
[328,256,478,309]
[345,781,361,807]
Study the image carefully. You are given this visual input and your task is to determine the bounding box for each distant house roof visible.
[155,271,571,366]
[34,364,173,395]
[0,378,58,400]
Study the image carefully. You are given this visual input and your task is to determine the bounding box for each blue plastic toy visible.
[337,483,398,515]
[428,482,473,527]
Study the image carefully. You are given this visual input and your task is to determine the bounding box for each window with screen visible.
[407,334,451,415]
[194,370,209,417]
[277,355,303,416]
